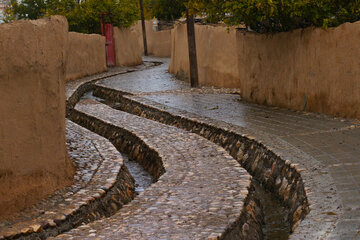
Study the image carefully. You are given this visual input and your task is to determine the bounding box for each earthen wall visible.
[169,22,360,118]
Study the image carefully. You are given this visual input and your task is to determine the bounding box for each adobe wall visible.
[169,23,239,88]
[236,22,360,119]
[66,32,107,81]
[133,20,172,57]
[113,27,143,66]
[169,22,360,119]
[67,27,144,78]
[0,16,73,218]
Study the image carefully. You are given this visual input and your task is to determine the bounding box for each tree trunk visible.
[186,9,199,87]
[139,0,148,56]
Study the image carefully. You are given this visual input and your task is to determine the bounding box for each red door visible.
[105,23,116,67]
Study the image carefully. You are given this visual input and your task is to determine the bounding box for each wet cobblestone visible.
[134,93,360,239]
[60,100,263,239]
[66,60,160,108]
[99,90,309,235]
[0,120,134,239]
[90,57,360,239]
[95,58,190,95]
[8,55,357,239]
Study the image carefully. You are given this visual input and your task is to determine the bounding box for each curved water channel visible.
[123,155,153,195]
[80,91,291,239]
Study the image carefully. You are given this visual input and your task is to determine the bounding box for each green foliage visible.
[141,0,226,23]
[5,0,47,20]
[225,0,360,33]
[143,0,360,32]
[144,0,222,22]
[142,0,156,19]
[4,0,140,34]
[151,0,185,21]
[9,0,357,34]
[188,0,227,23]
[66,0,139,33]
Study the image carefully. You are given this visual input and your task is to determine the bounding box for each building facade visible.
[0,0,9,22]
[0,0,9,10]
[0,0,10,22]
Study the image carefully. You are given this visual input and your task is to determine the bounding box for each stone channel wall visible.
[91,85,309,234]
[133,20,172,57]
[3,164,135,240]
[0,16,74,218]
[65,32,107,81]
[68,108,165,181]
[169,22,360,119]
[67,100,264,239]
[222,184,264,239]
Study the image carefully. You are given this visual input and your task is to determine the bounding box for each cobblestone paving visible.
[56,100,259,239]
[66,60,159,104]
[0,120,134,239]
[95,58,240,97]
[95,58,190,95]
[138,93,360,239]
[65,120,127,195]
[94,57,360,239]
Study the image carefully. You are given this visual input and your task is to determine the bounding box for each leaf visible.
[323,212,337,216]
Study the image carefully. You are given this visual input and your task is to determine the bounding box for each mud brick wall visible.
[169,22,360,119]
[66,32,107,81]
[113,27,143,66]
[133,20,172,57]
[0,16,73,218]
[169,23,239,88]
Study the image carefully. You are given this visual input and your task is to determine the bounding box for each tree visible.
[145,0,205,87]
[139,0,148,56]
[70,0,139,33]
[141,0,156,19]
[152,0,185,21]
[186,0,226,24]
[4,0,140,34]
[225,0,360,33]
[5,0,47,20]
[186,7,199,87]
[148,0,360,33]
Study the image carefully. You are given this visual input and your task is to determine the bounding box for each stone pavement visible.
[65,59,161,109]
[95,58,189,95]
[0,120,134,239]
[59,99,263,239]
[89,57,360,239]
[6,56,357,239]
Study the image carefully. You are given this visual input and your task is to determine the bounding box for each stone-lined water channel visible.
[123,155,153,195]
[80,91,291,239]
